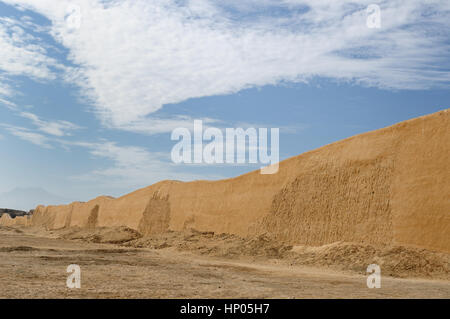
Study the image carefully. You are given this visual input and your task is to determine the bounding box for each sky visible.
[0,0,449,209]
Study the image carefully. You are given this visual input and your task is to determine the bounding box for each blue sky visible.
[0,0,449,209]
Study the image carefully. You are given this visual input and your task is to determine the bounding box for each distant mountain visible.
[0,208,29,218]
[0,187,72,211]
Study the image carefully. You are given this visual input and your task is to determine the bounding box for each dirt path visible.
[0,227,449,298]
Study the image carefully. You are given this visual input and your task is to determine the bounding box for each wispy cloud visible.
[66,140,222,188]
[116,116,222,135]
[0,14,64,114]
[0,97,17,109]
[0,75,16,107]
[1,124,52,148]
[19,111,82,136]
[1,118,221,186]
[1,109,82,147]
[0,15,61,80]
[1,0,449,131]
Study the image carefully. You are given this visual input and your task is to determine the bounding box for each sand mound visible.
[290,242,450,279]
[3,110,448,254]
[125,229,449,279]
[123,229,449,280]
[57,226,142,244]
[125,229,293,258]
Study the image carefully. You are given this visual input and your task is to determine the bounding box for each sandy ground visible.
[1,226,449,299]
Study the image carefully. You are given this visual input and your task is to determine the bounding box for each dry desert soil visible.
[1,226,449,299]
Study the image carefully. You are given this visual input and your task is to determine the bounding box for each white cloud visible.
[0,14,64,113]
[0,80,13,98]
[67,140,222,188]
[0,85,12,97]
[1,124,52,148]
[0,97,17,109]
[116,116,302,136]
[0,110,81,151]
[19,111,82,136]
[116,116,222,135]
[1,0,449,130]
[0,16,61,80]
[0,118,220,186]
[0,75,16,107]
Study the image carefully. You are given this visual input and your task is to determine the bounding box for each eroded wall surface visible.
[2,110,448,252]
